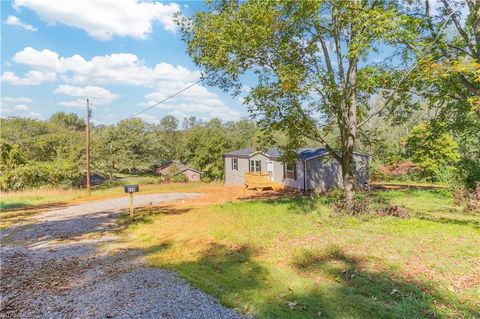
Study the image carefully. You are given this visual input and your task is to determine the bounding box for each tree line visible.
[0,113,266,190]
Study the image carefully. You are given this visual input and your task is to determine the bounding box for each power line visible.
[130,79,202,118]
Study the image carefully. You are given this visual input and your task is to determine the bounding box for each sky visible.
[0,0,249,125]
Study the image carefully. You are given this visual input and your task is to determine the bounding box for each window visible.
[232,158,238,170]
[249,160,261,172]
[284,162,297,180]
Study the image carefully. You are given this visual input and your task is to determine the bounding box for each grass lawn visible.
[119,189,480,318]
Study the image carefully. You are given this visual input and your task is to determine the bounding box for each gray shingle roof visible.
[224,147,331,159]
[298,148,329,159]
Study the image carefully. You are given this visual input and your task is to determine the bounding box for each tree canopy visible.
[178,0,421,201]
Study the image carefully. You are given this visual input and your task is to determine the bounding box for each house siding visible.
[224,149,369,191]
[306,157,343,192]
[224,156,249,185]
[282,160,305,190]
[306,154,369,191]
[353,154,369,185]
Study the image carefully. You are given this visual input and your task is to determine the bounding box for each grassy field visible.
[119,189,480,318]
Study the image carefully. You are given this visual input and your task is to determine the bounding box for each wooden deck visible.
[244,172,284,191]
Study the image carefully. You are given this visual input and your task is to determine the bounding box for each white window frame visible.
[232,158,238,170]
[285,162,297,180]
[249,159,261,172]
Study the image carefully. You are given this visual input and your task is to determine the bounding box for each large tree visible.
[418,0,479,115]
[178,0,419,201]
[412,0,480,188]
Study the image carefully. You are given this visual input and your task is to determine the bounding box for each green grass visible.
[120,189,480,319]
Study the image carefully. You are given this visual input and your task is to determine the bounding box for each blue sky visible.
[1,0,249,125]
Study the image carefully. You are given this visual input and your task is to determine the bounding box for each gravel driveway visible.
[0,193,243,319]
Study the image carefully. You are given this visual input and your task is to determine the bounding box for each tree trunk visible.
[341,57,358,203]
[340,126,356,203]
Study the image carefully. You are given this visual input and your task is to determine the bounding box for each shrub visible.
[405,122,460,182]
[377,205,410,218]
[453,184,480,213]
[331,193,374,216]
[329,191,411,218]
[1,160,82,191]
[170,173,189,183]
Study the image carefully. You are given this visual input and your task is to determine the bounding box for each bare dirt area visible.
[0,192,246,319]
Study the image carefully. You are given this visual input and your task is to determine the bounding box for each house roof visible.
[224,147,282,158]
[297,148,329,159]
[180,167,203,174]
[224,147,369,160]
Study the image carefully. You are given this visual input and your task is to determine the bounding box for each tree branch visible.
[358,3,458,128]
[441,0,477,56]
[276,105,341,162]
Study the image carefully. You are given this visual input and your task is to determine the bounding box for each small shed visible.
[155,160,202,182]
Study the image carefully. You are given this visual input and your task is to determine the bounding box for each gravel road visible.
[0,193,243,319]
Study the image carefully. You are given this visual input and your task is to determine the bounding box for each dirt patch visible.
[161,185,295,210]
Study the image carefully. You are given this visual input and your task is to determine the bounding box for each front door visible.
[267,161,274,181]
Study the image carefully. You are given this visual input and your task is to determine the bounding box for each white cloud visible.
[4,47,243,121]
[54,85,118,107]
[56,99,88,108]
[5,15,37,31]
[143,100,240,121]
[144,82,217,101]
[168,110,189,120]
[14,104,30,111]
[240,85,251,93]
[143,81,240,121]
[1,70,56,85]
[27,111,44,119]
[1,96,33,104]
[14,0,180,40]
[11,47,200,86]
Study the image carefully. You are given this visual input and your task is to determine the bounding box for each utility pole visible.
[86,98,91,195]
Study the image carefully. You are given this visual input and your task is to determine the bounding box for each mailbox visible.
[124,184,139,193]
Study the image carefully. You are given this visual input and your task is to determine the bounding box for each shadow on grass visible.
[417,214,480,229]
[119,205,193,226]
[149,242,477,319]
[0,201,70,214]
[0,201,30,211]
[1,201,73,229]
[157,242,267,315]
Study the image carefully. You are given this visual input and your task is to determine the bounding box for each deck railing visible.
[244,172,274,190]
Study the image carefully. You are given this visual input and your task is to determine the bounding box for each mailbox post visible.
[124,185,139,217]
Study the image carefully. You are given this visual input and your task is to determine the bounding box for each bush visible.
[1,160,82,191]
[329,191,411,218]
[331,194,374,216]
[377,205,410,218]
[453,184,480,213]
[405,122,460,182]
[170,173,189,183]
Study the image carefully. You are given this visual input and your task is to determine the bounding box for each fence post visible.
[129,192,134,217]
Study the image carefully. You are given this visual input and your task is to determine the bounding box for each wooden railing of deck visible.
[244,172,272,190]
